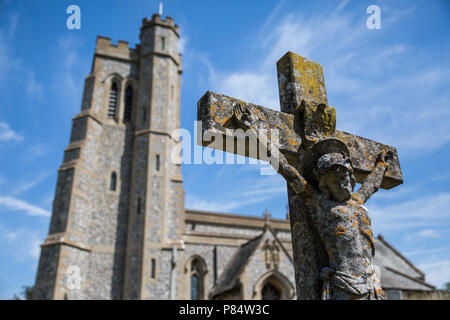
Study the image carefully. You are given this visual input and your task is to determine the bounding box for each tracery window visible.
[188,258,206,300]
[124,85,133,122]
[261,282,281,300]
[108,81,118,118]
[110,172,117,191]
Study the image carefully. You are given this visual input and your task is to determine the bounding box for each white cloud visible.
[404,247,448,257]
[0,223,44,261]
[201,7,450,156]
[51,36,89,112]
[26,71,43,102]
[369,192,450,230]
[0,13,44,102]
[0,196,50,217]
[12,171,50,195]
[371,185,418,200]
[333,0,351,14]
[186,165,287,213]
[179,33,187,55]
[412,229,441,239]
[25,143,46,160]
[28,237,42,259]
[0,121,23,142]
[257,0,285,41]
[186,188,281,213]
[418,259,450,288]
[212,71,278,109]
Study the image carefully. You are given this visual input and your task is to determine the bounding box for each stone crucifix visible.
[197,52,403,300]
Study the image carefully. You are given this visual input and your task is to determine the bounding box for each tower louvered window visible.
[124,85,133,122]
[110,172,117,191]
[108,82,118,118]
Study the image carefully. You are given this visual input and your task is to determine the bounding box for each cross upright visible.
[197,52,403,299]
[263,209,271,226]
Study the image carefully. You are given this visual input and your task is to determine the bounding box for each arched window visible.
[108,82,118,118]
[261,282,281,300]
[137,197,141,215]
[156,154,160,171]
[191,274,199,300]
[186,257,207,300]
[124,85,133,122]
[142,107,147,123]
[254,271,294,300]
[110,172,117,191]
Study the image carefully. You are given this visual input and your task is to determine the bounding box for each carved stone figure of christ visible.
[233,102,393,300]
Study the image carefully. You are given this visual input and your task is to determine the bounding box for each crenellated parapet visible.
[95,36,139,62]
[141,14,180,37]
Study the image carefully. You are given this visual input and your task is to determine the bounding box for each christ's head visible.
[316,152,356,202]
[308,138,355,202]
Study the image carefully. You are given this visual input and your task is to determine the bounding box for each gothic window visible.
[151,258,156,279]
[124,85,133,122]
[161,37,165,50]
[110,172,117,191]
[142,107,147,123]
[137,197,141,215]
[188,257,206,300]
[108,81,118,118]
[191,274,199,300]
[156,154,160,171]
[261,282,281,300]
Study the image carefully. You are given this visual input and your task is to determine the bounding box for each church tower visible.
[122,15,185,300]
[33,14,184,300]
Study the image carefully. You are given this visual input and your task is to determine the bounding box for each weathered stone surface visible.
[197,91,301,162]
[277,51,329,112]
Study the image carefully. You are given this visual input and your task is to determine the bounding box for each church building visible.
[33,14,436,300]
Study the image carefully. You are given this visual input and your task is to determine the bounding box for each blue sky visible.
[0,0,449,299]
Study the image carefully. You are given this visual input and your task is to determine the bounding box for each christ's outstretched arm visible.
[354,150,392,204]
[233,103,311,194]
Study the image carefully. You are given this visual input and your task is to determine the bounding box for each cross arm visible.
[197,91,302,162]
[197,91,403,189]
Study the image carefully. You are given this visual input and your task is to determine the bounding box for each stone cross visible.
[197,52,403,299]
[263,209,271,225]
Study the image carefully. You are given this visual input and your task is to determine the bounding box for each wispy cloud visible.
[0,223,43,260]
[411,229,441,239]
[26,71,43,102]
[0,121,23,142]
[0,196,50,217]
[369,192,450,230]
[12,171,51,196]
[0,13,44,102]
[186,164,286,214]
[333,0,351,14]
[418,259,450,288]
[52,36,88,112]
[201,6,450,156]
[404,247,449,258]
[22,143,47,161]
